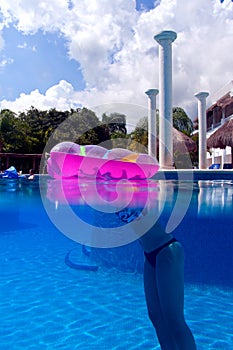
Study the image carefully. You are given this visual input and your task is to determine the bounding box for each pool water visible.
[0,178,233,349]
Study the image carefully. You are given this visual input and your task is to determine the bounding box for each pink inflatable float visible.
[47,142,159,180]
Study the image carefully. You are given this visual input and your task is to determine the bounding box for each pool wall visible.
[153,169,233,181]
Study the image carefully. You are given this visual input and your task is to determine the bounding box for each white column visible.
[194,92,209,169]
[154,30,177,169]
[145,89,159,158]
[212,149,215,164]
[222,149,226,168]
[221,107,226,125]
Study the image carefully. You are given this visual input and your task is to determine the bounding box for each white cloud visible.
[0,57,13,70]
[0,0,233,121]
[0,0,70,34]
[17,42,37,51]
[17,42,27,49]
[0,80,81,113]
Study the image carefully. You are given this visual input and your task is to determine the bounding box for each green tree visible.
[19,106,70,153]
[102,113,127,135]
[0,109,33,153]
[172,107,194,136]
[0,110,16,151]
[130,116,148,152]
[48,107,108,150]
[101,112,128,148]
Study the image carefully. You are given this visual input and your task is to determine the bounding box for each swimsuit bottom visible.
[144,237,177,267]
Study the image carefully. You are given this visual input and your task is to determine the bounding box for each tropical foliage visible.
[0,107,110,154]
[0,105,197,170]
[172,107,194,136]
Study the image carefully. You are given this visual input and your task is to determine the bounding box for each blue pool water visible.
[0,178,233,349]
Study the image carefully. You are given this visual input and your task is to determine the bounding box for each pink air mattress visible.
[47,142,159,180]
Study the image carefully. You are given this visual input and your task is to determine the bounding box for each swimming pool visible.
[0,177,233,349]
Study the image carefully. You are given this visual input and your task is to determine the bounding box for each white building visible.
[206,81,233,168]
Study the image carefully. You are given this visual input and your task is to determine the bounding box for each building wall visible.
[205,83,233,168]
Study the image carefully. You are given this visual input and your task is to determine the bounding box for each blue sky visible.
[0,0,233,124]
[136,0,157,10]
[0,26,84,99]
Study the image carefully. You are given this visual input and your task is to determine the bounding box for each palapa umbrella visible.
[172,127,197,153]
[207,118,233,165]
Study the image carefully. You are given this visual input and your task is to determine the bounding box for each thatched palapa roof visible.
[207,92,233,113]
[207,118,233,149]
[172,128,197,153]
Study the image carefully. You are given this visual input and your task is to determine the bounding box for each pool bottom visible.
[0,227,233,350]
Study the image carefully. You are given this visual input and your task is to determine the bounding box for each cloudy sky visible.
[0,0,232,126]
